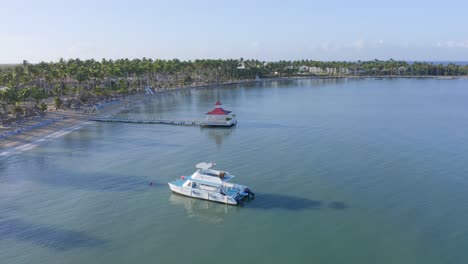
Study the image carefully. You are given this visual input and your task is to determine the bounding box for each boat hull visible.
[168,182,238,205]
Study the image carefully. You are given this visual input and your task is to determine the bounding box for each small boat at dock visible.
[168,162,254,205]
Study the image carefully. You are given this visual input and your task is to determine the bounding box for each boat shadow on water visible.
[0,218,107,251]
[240,193,349,211]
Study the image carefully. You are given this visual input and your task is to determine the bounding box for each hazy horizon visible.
[2,0,468,63]
[2,60,468,66]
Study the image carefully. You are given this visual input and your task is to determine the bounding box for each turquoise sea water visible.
[1,78,468,263]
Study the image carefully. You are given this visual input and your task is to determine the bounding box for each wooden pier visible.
[90,117,202,126]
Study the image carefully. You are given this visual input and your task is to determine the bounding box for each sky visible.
[1,0,468,63]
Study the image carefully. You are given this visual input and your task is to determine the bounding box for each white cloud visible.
[320,41,330,51]
[251,41,261,48]
[311,39,382,52]
[436,40,468,49]
[351,39,365,49]
[67,42,96,56]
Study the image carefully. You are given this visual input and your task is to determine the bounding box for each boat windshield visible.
[198,169,234,182]
[200,170,219,177]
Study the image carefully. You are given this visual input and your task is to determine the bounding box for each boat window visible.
[198,184,218,192]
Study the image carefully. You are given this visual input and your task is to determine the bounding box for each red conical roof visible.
[215,101,222,105]
[206,107,231,115]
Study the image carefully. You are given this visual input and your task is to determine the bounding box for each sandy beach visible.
[0,93,148,155]
[0,78,253,154]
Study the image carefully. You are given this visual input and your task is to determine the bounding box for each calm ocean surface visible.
[1,78,468,263]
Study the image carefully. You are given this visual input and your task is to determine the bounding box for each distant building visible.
[339,67,350,74]
[326,67,337,74]
[299,65,310,72]
[309,67,323,74]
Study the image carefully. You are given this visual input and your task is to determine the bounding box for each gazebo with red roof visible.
[202,101,237,127]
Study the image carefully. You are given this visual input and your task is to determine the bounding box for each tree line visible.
[1,58,467,120]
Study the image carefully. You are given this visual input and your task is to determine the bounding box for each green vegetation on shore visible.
[1,58,467,124]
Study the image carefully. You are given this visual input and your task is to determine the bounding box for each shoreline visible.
[1,75,466,155]
[0,93,148,155]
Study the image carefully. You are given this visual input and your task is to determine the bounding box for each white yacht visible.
[168,162,254,205]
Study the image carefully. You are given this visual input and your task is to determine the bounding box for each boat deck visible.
[170,178,188,187]
[226,189,239,196]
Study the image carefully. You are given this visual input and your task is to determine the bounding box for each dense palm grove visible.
[1,58,467,120]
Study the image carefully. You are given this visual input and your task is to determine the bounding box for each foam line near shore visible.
[0,121,93,157]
